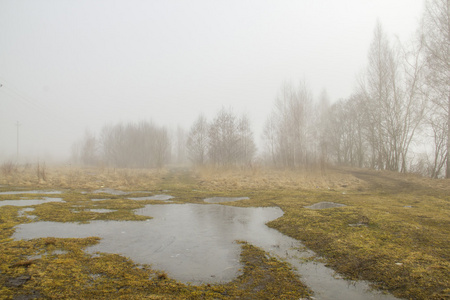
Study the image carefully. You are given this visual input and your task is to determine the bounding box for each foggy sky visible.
[0,0,423,162]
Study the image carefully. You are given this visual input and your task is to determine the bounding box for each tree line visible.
[71,108,256,169]
[72,0,449,178]
[325,0,448,178]
[186,108,256,167]
[261,0,448,178]
[71,122,173,168]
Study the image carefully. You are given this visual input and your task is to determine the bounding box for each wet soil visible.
[2,167,447,299]
[13,202,397,299]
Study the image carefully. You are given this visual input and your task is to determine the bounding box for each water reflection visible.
[128,195,174,201]
[17,207,35,219]
[88,209,116,213]
[13,203,397,299]
[13,204,281,284]
[0,198,65,207]
[0,190,62,195]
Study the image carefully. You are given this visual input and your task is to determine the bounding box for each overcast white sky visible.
[0,0,424,162]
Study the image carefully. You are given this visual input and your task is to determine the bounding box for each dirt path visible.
[345,168,450,197]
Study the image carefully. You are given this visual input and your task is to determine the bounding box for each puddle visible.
[304,202,347,209]
[18,207,35,216]
[0,190,62,195]
[0,198,65,207]
[28,250,68,260]
[18,208,37,219]
[13,203,397,299]
[88,209,116,213]
[128,195,174,201]
[203,197,249,203]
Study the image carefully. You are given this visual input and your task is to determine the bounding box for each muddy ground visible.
[0,166,448,299]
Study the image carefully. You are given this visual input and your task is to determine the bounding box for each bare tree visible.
[397,35,427,173]
[427,105,448,177]
[208,108,240,167]
[174,125,187,165]
[80,130,98,166]
[358,22,426,172]
[262,112,278,166]
[186,114,209,166]
[187,110,256,168]
[100,123,127,167]
[359,22,396,170]
[422,0,450,177]
[317,89,330,169]
[153,126,171,168]
[236,113,257,166]
[263,81,315,168]
[96,121,171,168]
[326,96,366,167]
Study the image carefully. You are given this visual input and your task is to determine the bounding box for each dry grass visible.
[1,161,18,176]
[1,164,449,299]
[193,165,368,192]
[194,166,450,299]
[1,221,310,299]
[0,165,168,191]
[0,165,312,300]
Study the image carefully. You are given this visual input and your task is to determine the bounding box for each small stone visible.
[6,275,31,287]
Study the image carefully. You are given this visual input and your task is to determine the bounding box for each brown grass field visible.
[0,165,449,299]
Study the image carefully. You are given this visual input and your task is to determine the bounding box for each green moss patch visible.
[2,167,449,299]
[1,237,310,299]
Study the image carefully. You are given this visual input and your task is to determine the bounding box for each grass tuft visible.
[0,165,448,299]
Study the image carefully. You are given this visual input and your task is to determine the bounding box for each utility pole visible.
[16,121,21,164]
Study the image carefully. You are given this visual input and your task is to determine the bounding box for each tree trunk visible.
[446,92,450,178]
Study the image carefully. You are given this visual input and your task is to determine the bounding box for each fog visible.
[0,0,423,163]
